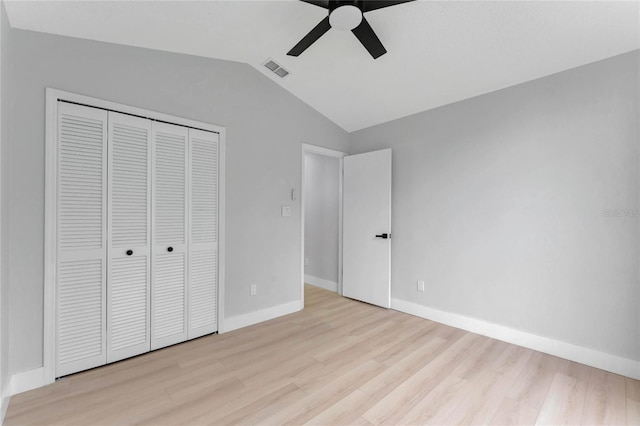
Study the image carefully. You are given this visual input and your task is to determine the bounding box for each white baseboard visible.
[1,382,10,424]
[304,275,338,292]
[10,367,45,396]
[391,298,640,380]
[222,300,302,333]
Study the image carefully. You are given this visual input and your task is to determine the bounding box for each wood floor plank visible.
[4,285,635,425]
[628,398,640,425]
[490,397,541,425]
[507,350,561,411]
[361,332,481,425]
[581,369,627,425]
[137,377,250,425]
[64,388,172,426]
[441,345,532,425]
[372,320,439,366]
[359,336,449,401]
[395,374,469,425]
[216,383,308,426]
[261,360,382,425]
[627,377,640,402]
[190,380,301,425]
[351,416,376,426]
[535,372,589,425]
[303,389,371,426]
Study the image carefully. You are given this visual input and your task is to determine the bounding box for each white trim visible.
[46,89,223,133]
[302,144,348,159]
[44,90,58,386]
[9,368,45,396]
[223,300,302,333]
[391,298,640,380]
[337,157,344,296]
[0,9,4,422]
[304,274,338,292]
[1,382,10,424]
[301,143,347,310]
[44,88,227,385]
[217,128,226,334]
[0,12,3,424]
[1,399,8,424]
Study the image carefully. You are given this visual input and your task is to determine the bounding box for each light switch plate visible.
[282,205,291,217]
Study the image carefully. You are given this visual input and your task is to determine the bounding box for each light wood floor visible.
[6,285,640,425]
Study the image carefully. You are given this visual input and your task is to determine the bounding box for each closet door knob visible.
[167,247,174,253]
[126,250,133,256]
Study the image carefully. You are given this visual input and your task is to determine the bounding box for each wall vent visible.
[263,58,290,79]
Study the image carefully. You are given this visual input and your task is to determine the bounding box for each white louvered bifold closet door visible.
[188,128,219,339]
[56,102,108,377]
[151,122,188,350]
[107,112,152,363]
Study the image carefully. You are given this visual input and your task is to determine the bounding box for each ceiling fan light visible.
[329,5,363,31]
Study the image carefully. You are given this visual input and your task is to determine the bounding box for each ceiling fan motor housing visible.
[329,3,363,31]
[328,0,362,12]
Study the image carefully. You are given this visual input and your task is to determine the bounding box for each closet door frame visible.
[44,89,226,386]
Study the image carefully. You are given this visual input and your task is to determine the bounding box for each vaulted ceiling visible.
[5,0,639,132]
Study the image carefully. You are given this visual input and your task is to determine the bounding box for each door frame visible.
[300,143,347,307]
[44,88,226,385]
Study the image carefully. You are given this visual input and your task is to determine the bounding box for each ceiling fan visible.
[288,0,415,59]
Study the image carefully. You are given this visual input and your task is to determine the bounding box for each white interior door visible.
[107,112,152,363]
[342,149,392,308]
[151,122,188,350]
[55,102,108,377]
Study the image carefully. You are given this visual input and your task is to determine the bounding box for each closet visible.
[55,102,219,377]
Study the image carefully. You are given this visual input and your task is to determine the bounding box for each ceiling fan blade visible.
[351,17,387,59]
[287,16,331,56]
[362,0,415,12]
[299,0,330,9]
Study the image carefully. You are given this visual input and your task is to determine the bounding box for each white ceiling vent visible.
[263,58,290,79]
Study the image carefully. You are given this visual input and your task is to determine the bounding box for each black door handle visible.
[167,247,173,253]
[126,250,133,256]
[375,233,390,239]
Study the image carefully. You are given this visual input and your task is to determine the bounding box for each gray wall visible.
[350,51,640,362]
[0,0,11,399]
[304,152,340,283]
[6,28,349,374]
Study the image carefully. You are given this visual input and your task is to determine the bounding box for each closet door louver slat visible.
[56,103,108,377]
[107,112,152,363]
[190,250,217,330]
[188,128,219,339]
[151,123,188,350]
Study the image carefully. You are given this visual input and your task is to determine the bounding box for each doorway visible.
[300,144,347,306]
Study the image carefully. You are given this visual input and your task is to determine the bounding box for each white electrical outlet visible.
[250,284,257,296]
[281,205,291,217]
[417,280,425,292]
